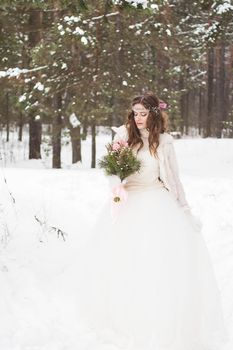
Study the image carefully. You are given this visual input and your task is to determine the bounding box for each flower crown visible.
[149,101,167,114]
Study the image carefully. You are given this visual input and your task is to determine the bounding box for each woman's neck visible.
[139,128,149,138]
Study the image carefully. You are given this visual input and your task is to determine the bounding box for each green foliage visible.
[98,141,141,181]
[0,0,232,135]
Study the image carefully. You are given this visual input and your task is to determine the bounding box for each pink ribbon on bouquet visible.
[110,183,128,222]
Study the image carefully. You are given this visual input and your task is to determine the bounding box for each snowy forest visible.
[0,0,233,168]
[0,1,233,350]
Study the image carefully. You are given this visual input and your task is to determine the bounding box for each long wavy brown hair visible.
[125,92,169,157]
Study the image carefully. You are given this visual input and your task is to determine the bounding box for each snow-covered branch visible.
[0,66,48,79]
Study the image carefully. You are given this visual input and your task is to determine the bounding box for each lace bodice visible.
[124,128,165,192]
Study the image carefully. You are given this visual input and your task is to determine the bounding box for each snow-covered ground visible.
[0,130,233,350]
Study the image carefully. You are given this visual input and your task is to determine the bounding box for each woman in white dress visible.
[71,92,229,350]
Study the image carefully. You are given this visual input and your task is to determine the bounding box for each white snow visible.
[0,66,47,78]
[63,15,81,24]
[125,0,148,8]
[61,62,67,70]
[150,4,159,10]
[81,36,88,45]
[73,27,85,36]
[69,113,81,128]
[214,1,233,14]
[0,130,233,349]
[34,82,44,91]
[18,94,27,103]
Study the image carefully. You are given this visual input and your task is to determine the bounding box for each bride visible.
[70,92,229,350]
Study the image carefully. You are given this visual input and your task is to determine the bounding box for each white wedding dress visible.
[68,131,229,350]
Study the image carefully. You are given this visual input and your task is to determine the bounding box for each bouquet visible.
[98,139,141,203]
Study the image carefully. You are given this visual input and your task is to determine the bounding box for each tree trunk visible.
[71,126,82,163]
[198,88,203,136]
[184,91,189,135]
[52,93,62,168]
[179,76,187,135]
[224,45,231,136]
[29,118,42,159]
[18,111,23,141]
[82,117,88,140]
[28,8,43,158]
[206,47,214,137]
[91,121,96,168]
[215,43,225,138]
[110,92,118,135]
[6,91,9,142]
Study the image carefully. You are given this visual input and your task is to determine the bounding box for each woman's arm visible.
[167,138,203,232]
[167,140,191,212]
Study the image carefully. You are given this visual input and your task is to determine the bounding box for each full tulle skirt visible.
[65,186,229,350]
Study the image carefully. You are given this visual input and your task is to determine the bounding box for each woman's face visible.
[132,103,149,129]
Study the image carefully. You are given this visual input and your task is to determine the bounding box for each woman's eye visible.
[133,112,147,117]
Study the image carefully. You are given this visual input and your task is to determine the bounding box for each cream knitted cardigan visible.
[112,124,191,213]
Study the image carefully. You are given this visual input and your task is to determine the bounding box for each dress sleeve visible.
[111,125,128,142]
[166,137,204,232]
[167,139,191,212]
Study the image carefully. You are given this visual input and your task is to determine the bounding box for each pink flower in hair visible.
[159,101,167,109]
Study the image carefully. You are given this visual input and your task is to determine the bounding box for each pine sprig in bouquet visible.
[99,140,141,182]
[98,140,141,205]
